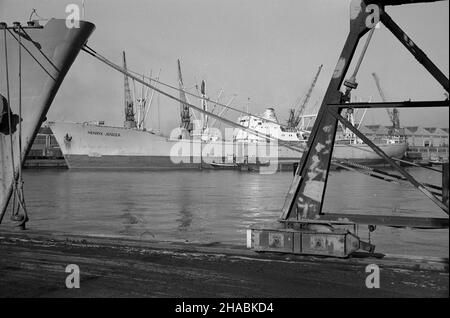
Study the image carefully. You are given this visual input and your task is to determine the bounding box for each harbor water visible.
[19,167,449,258]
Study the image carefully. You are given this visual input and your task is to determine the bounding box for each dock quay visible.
[406,146,449,165]
[23,126,68,169]
[0,228,447,298]
[23,158,67,169]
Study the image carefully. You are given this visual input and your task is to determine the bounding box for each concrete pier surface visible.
[0,228,448,298]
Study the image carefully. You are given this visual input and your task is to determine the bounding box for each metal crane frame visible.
[249,0,448,257]
[282,0,449,220]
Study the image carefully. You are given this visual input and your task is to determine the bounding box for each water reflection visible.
[18,168,449,257]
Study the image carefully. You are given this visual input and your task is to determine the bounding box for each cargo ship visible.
[49,102,407,170]
[49,110,305,170]
[49,117,407,170]
[49,56,407,171]
[0,18,95,220]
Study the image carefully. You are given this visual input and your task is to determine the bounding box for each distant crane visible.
[371,72,401,136]
[123,51,137,129]
[177,59,192,133]
[200,80,208,130]
[286,64,323,129]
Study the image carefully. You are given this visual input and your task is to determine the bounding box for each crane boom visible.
[287,64,323,129]
[371,72,400,133]
[299,64,323,116]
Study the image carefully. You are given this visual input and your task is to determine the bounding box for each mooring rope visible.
[333,159,442,197]
[18,26,60,73]
[82,44,306,154]
[338,159,441,190]
[0,27,16,225]
[1,22,55,225]
[0,25,29,227]
[83,44,292,130]
[332,160,401,185]
[6,29,56,81]
[391,156,443,173]
[13,25,29,227]
[343,142,443,173]
[82,44,445,182]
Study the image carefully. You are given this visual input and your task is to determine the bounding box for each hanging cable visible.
[0,24,29,227]
[83,44,289,129]
[1,22,55,225]
[391,156,442,173]
[81,45,306,154]
[333,159,442,196]
[6,29,56,81]
[0,26,16,225]
[18,26,60,73]
[12,22,29,228]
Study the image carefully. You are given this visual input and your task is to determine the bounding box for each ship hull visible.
[0,20,95,213]
[333,142,408,165]
[50,122,408,170]
[49,121,300,170]
[64,154,200,170]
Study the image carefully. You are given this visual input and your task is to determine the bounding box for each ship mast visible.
[123,51,137,129]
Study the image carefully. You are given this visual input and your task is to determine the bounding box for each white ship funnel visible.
[262,108,278,123]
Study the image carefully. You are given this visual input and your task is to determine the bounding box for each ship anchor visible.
[0,94,21,136]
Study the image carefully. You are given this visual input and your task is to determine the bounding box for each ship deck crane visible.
[287,64,323,129]
[123,51,137,129]
[178,59,192,134]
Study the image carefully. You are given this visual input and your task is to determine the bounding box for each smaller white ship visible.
[233,108,309,143]
[232,107,408,165]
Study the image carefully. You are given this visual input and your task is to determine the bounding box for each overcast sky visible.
[1,0,448,133]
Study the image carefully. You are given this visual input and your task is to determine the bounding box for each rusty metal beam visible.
[319,213,449,229]
[328,100,449,109]
[443,163,449,207]
[280,0,449,223]
[280,1,375,221]
[380,10,449,92]
[252,0,448,257]
[328,108,449,214]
